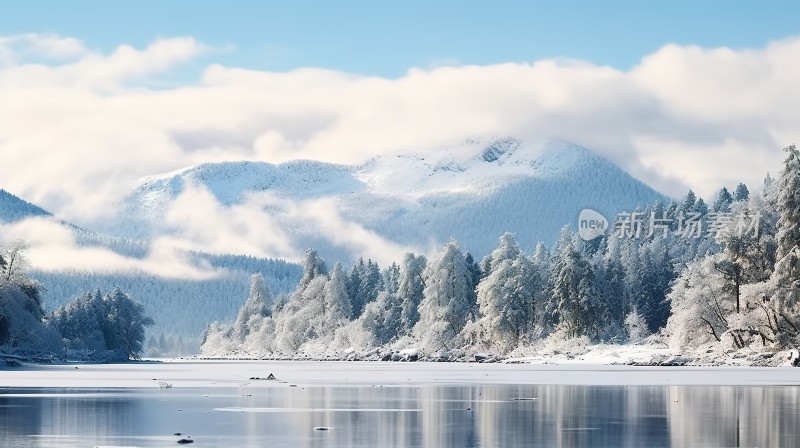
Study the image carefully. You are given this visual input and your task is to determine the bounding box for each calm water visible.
[0,384,798,447]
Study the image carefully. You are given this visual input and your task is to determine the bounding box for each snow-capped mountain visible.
[99,138,668,262]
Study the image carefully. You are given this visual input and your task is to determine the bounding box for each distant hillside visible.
[0,189,51,222]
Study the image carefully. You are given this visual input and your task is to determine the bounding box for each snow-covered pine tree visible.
[413,241,474,354]
[101,288,154,359]
[359,291,403,345]
[300,249,328,289]
[666,254,734,351]
[769,144,800,346]
[594,236,626,337]
[548,226,599,339]
[348,259,382,318]
[324,263,352,324]
[383,262,401,295]
[398,253,426,335]
[529,242,552,337]
[232,273,273,341]
[735,183,750,202]
[624,306,648,343]
[713,187,734,212]
[473,233,535,352]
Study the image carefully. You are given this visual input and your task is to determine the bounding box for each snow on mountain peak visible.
[353,137,603,197]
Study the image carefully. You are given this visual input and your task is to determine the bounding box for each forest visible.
[0,242,152,361]
[202,145,800,361]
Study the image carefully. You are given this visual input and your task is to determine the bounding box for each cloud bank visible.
[0,217,219,279]
[1,33,797,269]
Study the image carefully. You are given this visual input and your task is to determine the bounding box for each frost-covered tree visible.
[348,258,382,318]
[413,241,474,353]
[776,145,800,260]
[274,275,327,352]
[398,253,426,334]
[666,255,732,350]
[0,285,62,357]
[712,187,734,212]
[594,236,626,336]
[624,307,648,343]
[300,249,328,289]
[637,241,673,332]
[548,227,599,339]
[693,197,709,215]
[735,183,750,202]
[359,291,403,346]
[0,242,62,358]
[101,288,154,359]
[471,233,535,352]
[233,273,273,341]
[679,190,697,215]
[324,263,352,324]
[766,144,800,346]
[49,288,153,360]
[383,262,401,295]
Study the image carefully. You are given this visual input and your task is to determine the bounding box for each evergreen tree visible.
[549,227,599,338]
[398,253,426,334]
[769,144,800,346]
[413,241,474,353]
[777,144,800,260]
[734,183,750,202]
[693,197,709,215]
[474,233,535,352]
[324,263,352,323]
[348,258,381,318]
[383,262,401,295]
[101,288,154,359]
[233,273,273,341]
[680,190,697,215]
[713,187,733,212]
[300,249,328,289]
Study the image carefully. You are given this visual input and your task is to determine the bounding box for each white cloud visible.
[0,217,219,279]
[154,184,419,266]
[0,33,88,66]
[155,184,298,260]
[0,34,798,268]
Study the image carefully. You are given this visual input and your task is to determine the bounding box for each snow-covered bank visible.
[2,359,800,389]
[198,337,800,368]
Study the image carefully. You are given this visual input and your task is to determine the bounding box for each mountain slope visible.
[0,189,51,222]
[102,138,668,261]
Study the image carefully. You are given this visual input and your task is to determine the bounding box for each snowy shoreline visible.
[194,341,800,368]
[2,353,800,389]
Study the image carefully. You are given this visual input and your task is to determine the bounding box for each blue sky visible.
[4,1,800,77]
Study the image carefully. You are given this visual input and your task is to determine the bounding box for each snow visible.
[1,359,799,389]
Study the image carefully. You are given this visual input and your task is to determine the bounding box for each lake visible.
[1,382,799,447]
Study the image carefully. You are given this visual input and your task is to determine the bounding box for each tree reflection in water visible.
[0,384,798,447]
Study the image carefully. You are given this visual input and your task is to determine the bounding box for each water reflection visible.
[0,384,798,447]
